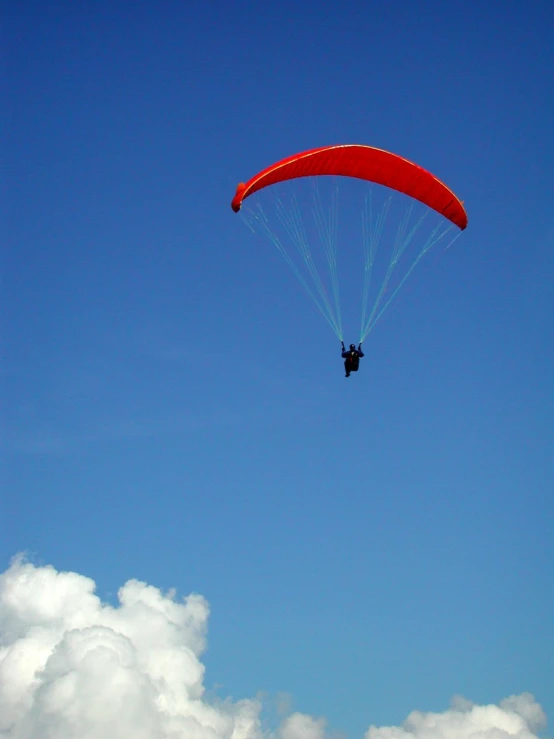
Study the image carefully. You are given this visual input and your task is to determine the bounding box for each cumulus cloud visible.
[279,713,327,739]
[0,556,261,739]
[0,556,547,739]
[365,693,546,739]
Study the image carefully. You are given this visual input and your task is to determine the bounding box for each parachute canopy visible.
[231,144,467,230]
[232,144,467,343]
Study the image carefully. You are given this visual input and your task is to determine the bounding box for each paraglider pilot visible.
[341,341,364,378]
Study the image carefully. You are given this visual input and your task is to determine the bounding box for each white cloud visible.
[279,713,327,739]
[365,693,546,739]
[0,556,261,739]
[0,556,547,739]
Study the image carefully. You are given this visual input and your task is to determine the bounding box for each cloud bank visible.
[0,556,546,739]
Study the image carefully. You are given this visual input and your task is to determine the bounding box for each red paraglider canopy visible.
[231,144,467,230]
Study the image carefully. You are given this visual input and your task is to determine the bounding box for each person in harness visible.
[341,341,364,378]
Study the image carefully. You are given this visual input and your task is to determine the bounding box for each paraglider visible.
[231,145,467,228]
[341,342,364,378]
[231,144,467,378]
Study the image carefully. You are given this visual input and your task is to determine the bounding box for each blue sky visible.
[3,2,553,737]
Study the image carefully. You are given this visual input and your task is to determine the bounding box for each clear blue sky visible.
[3,2,553,737]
